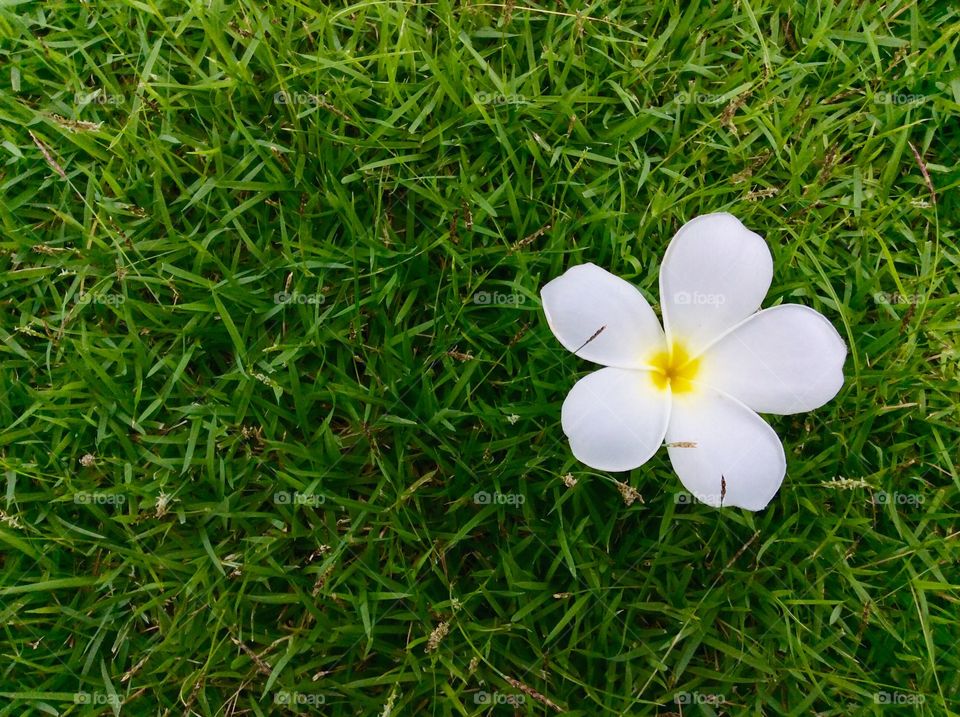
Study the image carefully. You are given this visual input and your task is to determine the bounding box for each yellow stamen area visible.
[649,342,700,394]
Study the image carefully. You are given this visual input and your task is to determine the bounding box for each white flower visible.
[541,213,846,511]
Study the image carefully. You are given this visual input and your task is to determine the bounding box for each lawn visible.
[0,0,958,714]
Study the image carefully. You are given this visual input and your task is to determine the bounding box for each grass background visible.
[1,0,959,714]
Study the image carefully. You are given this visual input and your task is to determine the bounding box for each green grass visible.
[1,0,959,714]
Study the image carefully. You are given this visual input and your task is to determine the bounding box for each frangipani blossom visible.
[541,213,846,511]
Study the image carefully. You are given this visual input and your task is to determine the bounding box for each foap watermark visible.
[874,691,924,705]
[874,92,925,106]
[874,291,921,305]
[674,491,722,506]
[675,691,725,706]
[75,91,125,106]
[76,291,125,306]
[473,92,525,106]
[675,91,725,105]
[74,692,121,707]
[74,492,126,506]
[871,491,924,507]
[274,691,326,706]
[473,491,525,506]
[472,291,525,306]
[273,91,321,106]
[274,491,326,507]
[474,691,525,706]
[674,291,725,306]
[274,291,325,305]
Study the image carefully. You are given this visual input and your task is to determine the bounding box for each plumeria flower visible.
[541,213,846,510]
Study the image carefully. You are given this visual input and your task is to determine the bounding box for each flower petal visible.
[697,304,846,414]
[542,263,666,368]
[561,367,671,472]
[659,213,773,355]
[666,389,785,511]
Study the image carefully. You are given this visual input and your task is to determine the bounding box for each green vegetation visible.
[0,0,957,714]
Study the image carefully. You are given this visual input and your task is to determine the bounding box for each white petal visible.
[542,263,666,368]
[698,305,847,414]
[561,367,671,472]
[659,213,773,355]
[666,389,785,511]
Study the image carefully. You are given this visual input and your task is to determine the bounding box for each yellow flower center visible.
[649,342,700,393]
